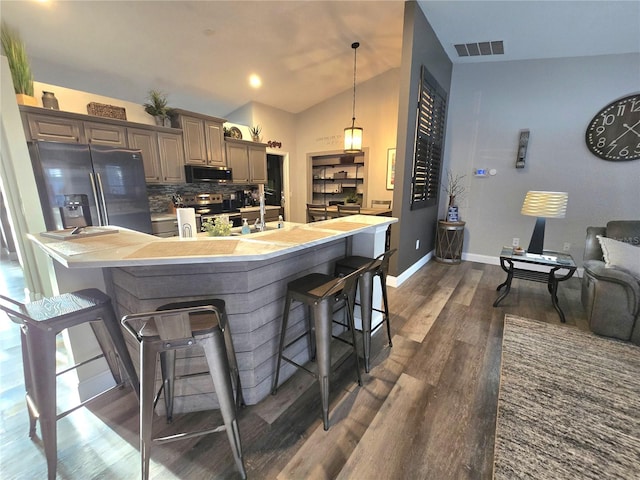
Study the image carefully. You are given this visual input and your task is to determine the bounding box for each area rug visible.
[494,315,640,479]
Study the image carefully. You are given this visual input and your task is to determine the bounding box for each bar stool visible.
[0,288,139,480]
[121,300,246,480]
[271,263,370,430]
[334,249,397,373]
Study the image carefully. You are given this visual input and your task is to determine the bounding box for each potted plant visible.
[249,125,262,142]
[345,190,360,204]
[1,22,36,106]
[143,89,171,126]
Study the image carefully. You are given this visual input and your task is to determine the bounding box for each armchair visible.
[581,220,640,345]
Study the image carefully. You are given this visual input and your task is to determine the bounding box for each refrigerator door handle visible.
[95,173,110,226]
[89,172,104,226]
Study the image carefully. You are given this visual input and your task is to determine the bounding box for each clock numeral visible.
[631,99,640,113]
[597,137,607,148]
[606,142,618,155]
[618,146,630,157]
[595,125,606,136]
[616,104,627,116]
[634,143,640,155]
[602,114,615,126]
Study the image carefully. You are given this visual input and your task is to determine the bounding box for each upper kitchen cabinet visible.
[22,110,84,143]
[225,139,267,184]
[84,121,127,147]
[127,128,185,184]
[170,109,226,167]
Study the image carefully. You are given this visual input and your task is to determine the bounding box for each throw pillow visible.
[597,235,640,280]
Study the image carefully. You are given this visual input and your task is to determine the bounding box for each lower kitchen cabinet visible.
[128,128,185,184]
[225,139,267,184]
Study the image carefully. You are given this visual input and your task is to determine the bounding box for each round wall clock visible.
[585,93,640,161]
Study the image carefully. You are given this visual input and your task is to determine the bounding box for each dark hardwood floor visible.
[0,257,588,479]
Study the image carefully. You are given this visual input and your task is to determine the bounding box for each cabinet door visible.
[248,144,267,183]
[158,132,186,183]
[226,143,250,183]
[25,113,83,143]
[128,128,161,183]
[181,116,208,165]
[204,120,226,166]
[84,121,127,147]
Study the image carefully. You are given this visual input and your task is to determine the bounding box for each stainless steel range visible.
[181,193,242,226]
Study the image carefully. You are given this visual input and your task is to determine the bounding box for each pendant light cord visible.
[351,42,359,127]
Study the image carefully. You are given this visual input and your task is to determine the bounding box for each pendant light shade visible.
[344,42,363,153]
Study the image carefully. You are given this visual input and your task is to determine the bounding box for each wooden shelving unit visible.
[310,152,365,205]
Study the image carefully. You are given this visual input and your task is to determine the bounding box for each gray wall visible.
[444,53,640,266]
[390,1,453,276]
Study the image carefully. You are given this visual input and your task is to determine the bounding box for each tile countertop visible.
[28,215,397,269]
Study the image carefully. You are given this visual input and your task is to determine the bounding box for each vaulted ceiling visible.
[2,1,638,116]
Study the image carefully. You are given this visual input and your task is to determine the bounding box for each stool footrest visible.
[154,425,226,444]
[54,383,125,421]
[56,352,105,376]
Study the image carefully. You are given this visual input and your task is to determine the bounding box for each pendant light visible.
[344,42,363,153]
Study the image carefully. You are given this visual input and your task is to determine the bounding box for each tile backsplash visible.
[147,183,257,213]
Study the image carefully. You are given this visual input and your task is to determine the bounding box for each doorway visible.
[266,153,286,218]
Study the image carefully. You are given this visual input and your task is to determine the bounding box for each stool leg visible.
[25,325,58,480]
[359,271,374,373]
[218,307,244,408]
[378,271,393,347]
[89,320,123,385]
[98,305,140,399]
[272,294,292,394]
[200,331,247,479]
[312,299,332,430]
[19,326,37,438]
[140,339,160,480]
[307,304,317,361]
[159,350,176,423]
[345,294,363,388]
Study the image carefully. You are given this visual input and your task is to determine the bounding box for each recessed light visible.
[249,74,262,89]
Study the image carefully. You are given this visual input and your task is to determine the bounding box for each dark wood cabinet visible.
[127,128,185,184]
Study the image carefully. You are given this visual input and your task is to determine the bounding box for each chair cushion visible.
[597,235,640,281]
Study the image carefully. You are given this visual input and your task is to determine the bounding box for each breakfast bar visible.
[29,215,396,409]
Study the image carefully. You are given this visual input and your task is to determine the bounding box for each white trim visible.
[387,251,433,288]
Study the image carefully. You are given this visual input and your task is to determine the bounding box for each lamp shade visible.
[521,191,568,218]
[344,126,363,153]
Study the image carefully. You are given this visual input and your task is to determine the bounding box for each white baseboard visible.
[387,251,432,288]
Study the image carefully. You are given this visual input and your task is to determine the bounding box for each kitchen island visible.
[30,215,396,409]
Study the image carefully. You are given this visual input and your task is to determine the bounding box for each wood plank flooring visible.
[0,257,589,479]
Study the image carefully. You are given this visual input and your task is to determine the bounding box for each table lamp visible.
[521,191,568,254]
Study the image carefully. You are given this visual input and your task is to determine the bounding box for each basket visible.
[86,102,127,120]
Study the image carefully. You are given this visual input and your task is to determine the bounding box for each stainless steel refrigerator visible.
[29,140,153,234]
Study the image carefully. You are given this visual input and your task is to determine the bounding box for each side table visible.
[493,247,577,322]
[435,220,465,264]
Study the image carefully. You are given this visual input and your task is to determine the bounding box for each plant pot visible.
[153,116,165,126]
[16,94,37,107]
[251,135,260,142]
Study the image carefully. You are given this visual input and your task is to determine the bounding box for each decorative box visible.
[87,102,127,120]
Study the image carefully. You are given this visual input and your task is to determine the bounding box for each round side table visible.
[435,220,465,264]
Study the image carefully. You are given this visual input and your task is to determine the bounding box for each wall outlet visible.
[512,237,520,247]
[416,239,420,250]
[563,242,571,252]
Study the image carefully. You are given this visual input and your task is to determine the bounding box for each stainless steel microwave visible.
[184,165,233,183]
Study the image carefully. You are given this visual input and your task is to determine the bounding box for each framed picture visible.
[386,148,396,190]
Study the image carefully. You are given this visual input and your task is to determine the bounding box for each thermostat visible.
[474,168,488,177]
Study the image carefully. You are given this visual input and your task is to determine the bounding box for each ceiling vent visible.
[455,40,504,57]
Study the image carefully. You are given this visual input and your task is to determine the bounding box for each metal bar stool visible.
[121,301,246,480]
[0,288,139,480]
[271,263,370,430]
[334,249,397,372]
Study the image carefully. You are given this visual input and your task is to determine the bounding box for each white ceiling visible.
[2,1,639,117]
